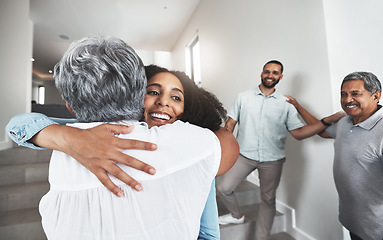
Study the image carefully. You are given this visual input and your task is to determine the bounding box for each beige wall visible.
[0,0,32,150]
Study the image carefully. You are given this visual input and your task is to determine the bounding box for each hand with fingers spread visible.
[285,95,319,125]
[32,123,157,197]
[285,95,300,108]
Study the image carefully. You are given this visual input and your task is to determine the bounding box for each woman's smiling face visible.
[144,72,185,128]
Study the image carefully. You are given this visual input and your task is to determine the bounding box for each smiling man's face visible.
[260,63,283,89]
[340,79,380,124]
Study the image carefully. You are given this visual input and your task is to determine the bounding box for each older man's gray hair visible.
[341,71,382,95]
[54,36,146,122]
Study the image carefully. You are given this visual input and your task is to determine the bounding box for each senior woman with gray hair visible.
[37,36,236,240]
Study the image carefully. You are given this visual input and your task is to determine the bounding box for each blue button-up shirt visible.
[228,87,304,161]
[5,113,76,150]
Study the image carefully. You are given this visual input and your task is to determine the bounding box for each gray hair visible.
[341,71,382,95]
[54,36,146,122]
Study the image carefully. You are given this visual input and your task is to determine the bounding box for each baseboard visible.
[342,227,351,240]
[276,200,315,240]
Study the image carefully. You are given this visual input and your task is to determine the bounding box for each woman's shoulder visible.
[162,120,215,136]
[160,121,219,147]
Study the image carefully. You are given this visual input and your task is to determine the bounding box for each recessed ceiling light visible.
[31,58,35,62]
[59,34,70,40]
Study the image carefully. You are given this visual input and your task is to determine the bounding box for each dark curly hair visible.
[144,65,227,131]
[145,65,169,80]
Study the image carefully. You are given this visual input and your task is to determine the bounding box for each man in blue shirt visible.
[216,60,343,240]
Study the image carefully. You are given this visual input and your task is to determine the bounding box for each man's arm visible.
[285,99,343,140]
[288,114,339,140]
[286,95,340,139]
[285,95,319,125]
[224,117,237,133]
[6,113,158,197]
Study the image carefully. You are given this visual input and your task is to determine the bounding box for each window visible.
[186,34,201,87]
[38,86,45,104]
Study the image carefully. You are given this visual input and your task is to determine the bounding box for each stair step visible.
[0,208,46,240]
[0,163,49,186]
[0,182,49,211]
[219,204,286,240]
[217,180,293,240]
[269,232,295,240]
[216,179,261,211]
[0,148,294,239]
[0,147,52,166]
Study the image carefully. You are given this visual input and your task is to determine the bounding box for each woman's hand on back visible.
[32,124,157,197]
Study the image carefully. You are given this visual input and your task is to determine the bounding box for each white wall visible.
[0,0,32,150]
[323,0,383,111]
[323,2,383,239]
[29,49,171,106]
[171,0,343,239]
[136,50,172,70]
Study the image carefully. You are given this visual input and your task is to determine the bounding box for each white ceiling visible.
[30,0,200,80]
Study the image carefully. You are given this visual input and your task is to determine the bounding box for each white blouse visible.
[39,120,221,240]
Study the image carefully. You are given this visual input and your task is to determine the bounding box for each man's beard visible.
[261,77,280,89]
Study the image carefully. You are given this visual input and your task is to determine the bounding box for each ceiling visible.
[30,0,200,80]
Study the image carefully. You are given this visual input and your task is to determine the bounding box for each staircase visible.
[0,147,294,240]
[0,147,51,240]
[217,180,295,240]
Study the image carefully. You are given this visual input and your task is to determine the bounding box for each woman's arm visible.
[6,113,62,149]
[6,113,158,197]
[224,117,237,133]
[214,127,239,176]
[33,124,158,196]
